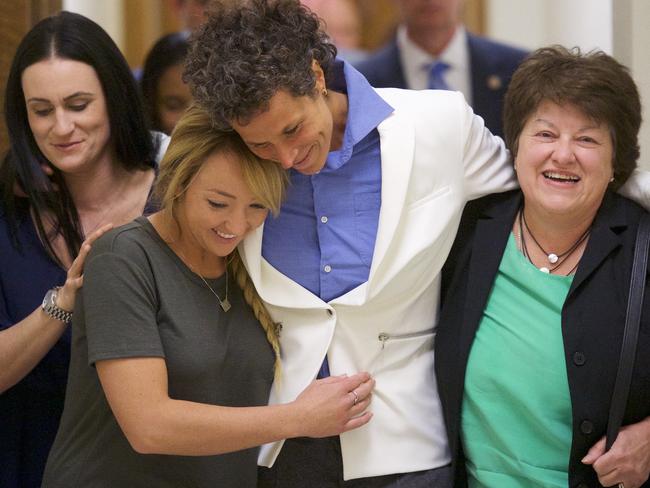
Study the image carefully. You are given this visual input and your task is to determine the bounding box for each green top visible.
[461,233,574,487]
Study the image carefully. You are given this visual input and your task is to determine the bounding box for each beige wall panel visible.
[0,0,61,157]
[124,0,164,69]
[463,0,485,35]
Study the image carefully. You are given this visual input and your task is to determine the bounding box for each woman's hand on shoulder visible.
[289,372,375,438]
[56,223,113,311]
[582,417,650,488]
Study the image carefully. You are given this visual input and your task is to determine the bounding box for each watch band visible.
[42,286,73,324]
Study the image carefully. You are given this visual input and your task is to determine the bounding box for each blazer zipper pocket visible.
[378,328,435,349]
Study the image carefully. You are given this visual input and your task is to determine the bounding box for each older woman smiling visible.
[436,46,650,488]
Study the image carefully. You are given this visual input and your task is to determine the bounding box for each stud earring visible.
[322,88,328,97]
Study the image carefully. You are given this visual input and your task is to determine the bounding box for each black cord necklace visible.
[518,206,590,275]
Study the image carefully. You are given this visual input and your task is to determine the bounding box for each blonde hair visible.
[154,104,285,373]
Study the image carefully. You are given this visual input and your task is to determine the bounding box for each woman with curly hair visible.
[183,1,650,486]
[41,105,374,488]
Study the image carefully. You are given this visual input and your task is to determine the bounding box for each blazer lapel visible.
[569,192,626,295]
[459,194,521,351]
[467,34,499,132]
[239,224,326,309]
[366,108,415,289]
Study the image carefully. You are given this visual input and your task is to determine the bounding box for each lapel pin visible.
[487,75,502,91]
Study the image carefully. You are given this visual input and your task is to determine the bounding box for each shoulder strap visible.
[606,212,650,450]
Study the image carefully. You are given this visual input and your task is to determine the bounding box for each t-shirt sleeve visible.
[82,248,164,365]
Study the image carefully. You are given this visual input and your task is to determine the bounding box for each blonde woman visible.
[42,105,374,488]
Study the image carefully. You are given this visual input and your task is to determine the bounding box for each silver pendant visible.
[220,298,231,313]
[540,267,550,273]
[548,253,559,264]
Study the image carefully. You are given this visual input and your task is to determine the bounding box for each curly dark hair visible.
[503,45,641,189]
[184,0,337,129]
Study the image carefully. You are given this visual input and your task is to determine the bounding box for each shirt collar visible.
[324,60,393,172]
[397,24,469,89]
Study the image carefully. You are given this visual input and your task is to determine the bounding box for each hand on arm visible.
[0,224,112,392]
[97,356,374,456]
[54,223,113,311]
[582,417,650,488]
[618,168,650,211]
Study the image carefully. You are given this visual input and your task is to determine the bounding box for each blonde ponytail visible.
[229,251,282,378]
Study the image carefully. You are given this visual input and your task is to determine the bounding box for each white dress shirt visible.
[396,24,472,104]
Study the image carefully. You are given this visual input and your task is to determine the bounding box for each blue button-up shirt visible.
[263,61,393,303]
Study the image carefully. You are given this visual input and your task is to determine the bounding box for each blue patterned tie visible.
[428,61,450,90]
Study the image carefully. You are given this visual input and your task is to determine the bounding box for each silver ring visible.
[351,390,359,406]
[618,483,625,488]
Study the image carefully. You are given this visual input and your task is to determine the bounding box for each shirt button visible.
[324,265,332,273]
[573,352,586,366]
[320,216,328,223]
[580,420,594,435]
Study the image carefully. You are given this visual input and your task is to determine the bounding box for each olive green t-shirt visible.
[42,217,275,488]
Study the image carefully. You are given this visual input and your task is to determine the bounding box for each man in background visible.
[356,0,527,137]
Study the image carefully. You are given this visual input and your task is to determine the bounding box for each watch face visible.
[41,287,70,323]
[43,288,56,309]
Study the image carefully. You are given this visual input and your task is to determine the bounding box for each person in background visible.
[42,104,374,488]
[133,0,207,82]
[435,46,650,488]
[169,0,210,31]
[141,31,192,135]
[301,0,368,63]
[355,0,528,138]
[0,11,164,488]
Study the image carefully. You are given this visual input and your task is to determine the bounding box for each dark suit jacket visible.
[355,33,528,138]
[435,190,650,487]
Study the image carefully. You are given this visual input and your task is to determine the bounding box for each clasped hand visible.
[292,372,375,438]
[582,417,650,488]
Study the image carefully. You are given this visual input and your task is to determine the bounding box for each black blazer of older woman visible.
[435,189,650,488]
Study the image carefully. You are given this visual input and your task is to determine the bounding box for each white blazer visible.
[240,88,515,480]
